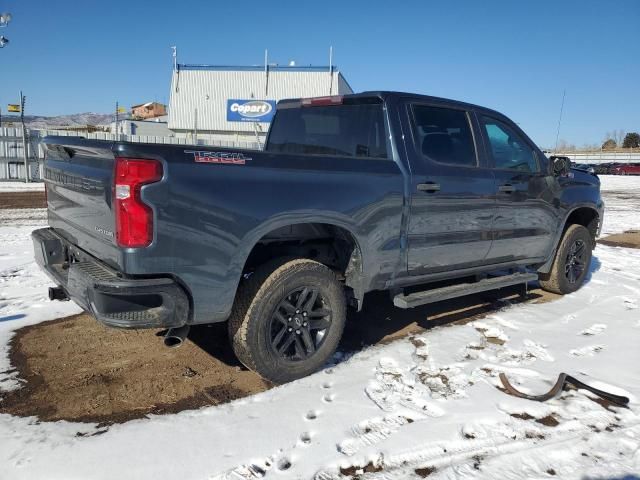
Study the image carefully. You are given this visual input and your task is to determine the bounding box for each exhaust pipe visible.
[163,325,190,348]
[48,286,69,301]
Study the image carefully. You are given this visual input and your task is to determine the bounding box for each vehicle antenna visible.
[554,89,566,153]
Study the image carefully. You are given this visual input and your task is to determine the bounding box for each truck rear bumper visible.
[32,228,189,329]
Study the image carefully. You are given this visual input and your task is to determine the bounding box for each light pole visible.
[20,92,29,182]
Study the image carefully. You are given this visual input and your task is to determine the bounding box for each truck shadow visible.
[190,255,602,368]
[189,284,557,368]
[338,285,554,354]
[584,253,602,285]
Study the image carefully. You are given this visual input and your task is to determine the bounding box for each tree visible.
[614,129,626,146]
[556,139,576,152]
[602,138,617,150]
[622,132,640,148]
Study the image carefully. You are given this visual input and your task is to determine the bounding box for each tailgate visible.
[42,137,122,269]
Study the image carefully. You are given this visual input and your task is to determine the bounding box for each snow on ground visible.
[0,179,639,479]
[599,175,640,236]
[0,182,45,193]
[0,209,47,227]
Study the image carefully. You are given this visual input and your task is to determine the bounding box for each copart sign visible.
[226,99,276,123]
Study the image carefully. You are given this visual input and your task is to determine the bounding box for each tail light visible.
[114,157,163,248]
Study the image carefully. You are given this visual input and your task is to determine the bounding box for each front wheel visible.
[228,258,346,384]
[539,224,593,294]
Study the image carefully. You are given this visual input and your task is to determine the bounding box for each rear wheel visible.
[539,224,593,294]
[228,258,346,384]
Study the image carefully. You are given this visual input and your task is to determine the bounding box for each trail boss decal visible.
[226,99,276,123]
[185,150,252,165]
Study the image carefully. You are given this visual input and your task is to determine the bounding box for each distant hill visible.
[2,113,128,129]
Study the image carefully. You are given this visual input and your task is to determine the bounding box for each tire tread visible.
[228,258,344,382]
[539,224,592,294]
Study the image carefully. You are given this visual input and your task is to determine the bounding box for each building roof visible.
[131,101,165,109]
[168,64,353,132]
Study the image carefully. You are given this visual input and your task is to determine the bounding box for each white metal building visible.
[109,115,172,137]
[168,64,353,146]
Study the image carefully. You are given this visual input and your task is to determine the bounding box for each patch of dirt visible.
[536,414,560,427]
[415,466,436,477]
[418,372,450,386]
[511,412,535,421]
[511,412,559,427]
[598,230,640,249]
[0,281,561,425]
[0,314,270,423]
[340,461,383,477]
[0,191,46,209]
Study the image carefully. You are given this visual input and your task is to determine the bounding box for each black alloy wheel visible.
[565,239,586,284]
[268,287,332,361]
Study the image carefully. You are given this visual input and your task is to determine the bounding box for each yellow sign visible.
[117,107,126,113]
[7,104,20,113]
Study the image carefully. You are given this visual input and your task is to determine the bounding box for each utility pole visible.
[20,91,29,182]
[328,46,333,96]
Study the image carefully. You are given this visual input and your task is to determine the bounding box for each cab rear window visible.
[266,103,389,159]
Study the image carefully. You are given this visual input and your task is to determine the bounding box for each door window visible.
[481,117,539,172]
[410,105,477,167]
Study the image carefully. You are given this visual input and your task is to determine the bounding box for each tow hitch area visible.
[48,286,69,301]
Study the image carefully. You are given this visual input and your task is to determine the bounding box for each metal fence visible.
[0,126,263,181]
[554,151,640,164]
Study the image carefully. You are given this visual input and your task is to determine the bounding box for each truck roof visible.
[278,90,509,121]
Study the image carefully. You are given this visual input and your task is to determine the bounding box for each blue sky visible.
[0,0,638,147]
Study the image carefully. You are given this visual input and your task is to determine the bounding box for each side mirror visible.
[551,156,571,176]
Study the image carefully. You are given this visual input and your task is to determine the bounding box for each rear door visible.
[477,114,557,262]
[403,102,496,275]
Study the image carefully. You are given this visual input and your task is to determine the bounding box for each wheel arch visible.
[538,204,601,274]
[231,216,367,309]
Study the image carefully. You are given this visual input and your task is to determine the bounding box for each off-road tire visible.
[539,224,593,294]
[228,258,346,384]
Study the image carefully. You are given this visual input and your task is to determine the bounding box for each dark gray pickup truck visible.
[33,92,603,383]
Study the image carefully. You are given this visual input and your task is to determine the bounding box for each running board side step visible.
[393,272,538,309]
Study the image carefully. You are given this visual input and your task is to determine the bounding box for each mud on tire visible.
[228,258,346,384]
[539,224,593,295]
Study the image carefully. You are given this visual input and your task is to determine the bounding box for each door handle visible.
[417,182,440,193]
[498,184,515,194]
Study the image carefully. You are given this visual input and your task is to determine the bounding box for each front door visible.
[405,103,496,276]
[478,114,558,262]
